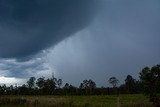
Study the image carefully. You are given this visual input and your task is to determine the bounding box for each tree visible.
[27,77,36,89]
[43,78,56,94]
[108,77,119,88]
[79,83,83,89]
[1,84,7,94]
[57,79,63,88]
[139,64,160,101]
[79,79,96,95]
[63,83,70,95]
[63,83,70,89]
[125,75,136,94]
[36,77,45,89]
[19,84,28,95]
[88,79,96,90]
[80,79,96,90]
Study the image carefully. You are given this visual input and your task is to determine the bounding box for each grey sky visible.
[47,0,160,86]
[0,0,160,86]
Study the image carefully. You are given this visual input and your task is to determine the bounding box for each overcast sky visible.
[0,0,160,87]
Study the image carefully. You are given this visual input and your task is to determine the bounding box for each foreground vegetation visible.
[0,95,153,107]
[0,64,160,107]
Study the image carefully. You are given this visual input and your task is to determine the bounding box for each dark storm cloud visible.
[0,0,97,58]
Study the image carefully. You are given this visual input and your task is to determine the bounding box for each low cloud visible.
[0,57,53,78]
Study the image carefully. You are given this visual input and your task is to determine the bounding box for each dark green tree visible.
[36,77,45,89]
[80,79,96,89]
[27,77,36,89]
[63,83,70,89]
[139,64,160,101]
[43,79,56,94]
[125,75,136,94]
[79,79,96,95]
[19,84,28,95]
[108,77,119,88]
[57,79,63,88]
[63,83,70,95]
[88,79,96,90]
[79,83,83,89]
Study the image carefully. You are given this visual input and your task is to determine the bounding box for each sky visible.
[0,0,160,87]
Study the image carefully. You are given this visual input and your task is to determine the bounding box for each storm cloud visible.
[0,0,97,58]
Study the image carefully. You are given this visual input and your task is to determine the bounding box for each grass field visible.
[0,94,153,107]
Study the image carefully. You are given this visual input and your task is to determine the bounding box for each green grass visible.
[0,94,153,107]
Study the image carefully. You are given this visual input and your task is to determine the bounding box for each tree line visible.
[0,64,160,101]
